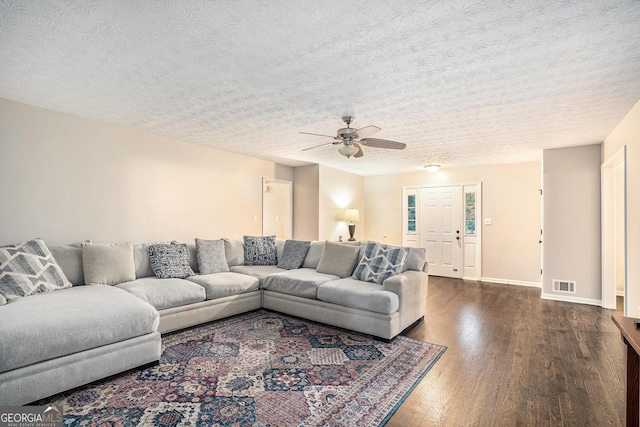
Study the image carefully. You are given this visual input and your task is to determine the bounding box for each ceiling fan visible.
[300,116,406,158]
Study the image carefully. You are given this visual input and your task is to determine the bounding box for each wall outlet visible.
[484,218,493,225]
[253,215,257,222]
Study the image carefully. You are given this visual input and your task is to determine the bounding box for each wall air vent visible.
[552,279,576,293]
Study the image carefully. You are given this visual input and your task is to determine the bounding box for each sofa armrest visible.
[382,270,428,331]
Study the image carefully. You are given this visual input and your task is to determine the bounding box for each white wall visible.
[292,164,365,242]
[292,164,319,240]
[604,98,640,315]
[542,144,602,304]
[0,98,292,245]
[318,165,365,242]
[364,162,542,285]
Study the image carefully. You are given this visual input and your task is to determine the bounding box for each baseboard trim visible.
[480,277,541,288]
[616,290,625,297]
[541,293,602,307]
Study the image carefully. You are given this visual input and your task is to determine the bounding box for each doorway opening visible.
[262,178,292,239]
[602,147,627,314]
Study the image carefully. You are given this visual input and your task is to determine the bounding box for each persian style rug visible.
[41,310,446,426]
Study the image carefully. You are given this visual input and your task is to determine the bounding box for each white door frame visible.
[405,182,482,280]
[601,146,627,312]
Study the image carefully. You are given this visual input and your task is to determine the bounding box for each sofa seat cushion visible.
[186,273,259,300]
[262,268,339,298]
[0,285,159,373]
[117,277,205,310]
[229,265,285,285]
[317,278,400,315]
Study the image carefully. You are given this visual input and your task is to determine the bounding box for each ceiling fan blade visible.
[355,125,381,139]
[354,143,364,158]
[299,131,336,139]
[359,138,406,150]
[302,142,335,151]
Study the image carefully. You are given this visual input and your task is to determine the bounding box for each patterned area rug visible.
[41,310,446,426]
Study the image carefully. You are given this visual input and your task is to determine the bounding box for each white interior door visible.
[419,186,462,278]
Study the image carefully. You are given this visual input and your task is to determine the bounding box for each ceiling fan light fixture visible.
[424,164,440,173]
[338,145,359,158]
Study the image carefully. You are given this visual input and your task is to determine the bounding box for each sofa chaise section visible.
[0,285,160,405]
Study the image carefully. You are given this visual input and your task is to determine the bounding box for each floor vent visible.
[552,279,576,293]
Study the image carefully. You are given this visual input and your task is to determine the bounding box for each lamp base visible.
[348,223,356,241]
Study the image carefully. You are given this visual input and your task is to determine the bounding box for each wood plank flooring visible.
[387,277,625,427]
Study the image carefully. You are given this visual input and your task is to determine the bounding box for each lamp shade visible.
[344,208,360,223]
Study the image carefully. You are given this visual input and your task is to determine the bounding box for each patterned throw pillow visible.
[148,243,195,279]
[352,242,409,285]
[0,238,72,303]
[243,235,277,266]
[195,238,230,274]
[277,240,311,270]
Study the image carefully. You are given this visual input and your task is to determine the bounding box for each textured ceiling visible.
[1,0,639,176]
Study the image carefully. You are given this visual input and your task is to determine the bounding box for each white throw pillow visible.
[82,242,136,285]
[316,241,360,278]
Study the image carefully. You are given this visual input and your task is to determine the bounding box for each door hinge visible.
[539,189,543,195]
[541,269,543,275]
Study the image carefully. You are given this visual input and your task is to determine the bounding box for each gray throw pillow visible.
[352,242,409,285]
[315,241,361,278]
[243,235,277,266]
[149,243,195,279]
[277,240,311,270]
[195,238,230,274]
[82,242,136,285]
[0,238,72,302]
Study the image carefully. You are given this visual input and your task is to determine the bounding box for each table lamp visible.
[344,208,360,241]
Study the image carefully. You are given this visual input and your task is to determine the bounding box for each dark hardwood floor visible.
[388,276,625,427]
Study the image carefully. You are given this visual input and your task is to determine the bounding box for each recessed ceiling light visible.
[424,164,440,173]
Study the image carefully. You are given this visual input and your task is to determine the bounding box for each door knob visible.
[456,236,460,240]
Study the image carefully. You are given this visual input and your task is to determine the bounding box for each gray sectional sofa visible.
[0,237,428,405]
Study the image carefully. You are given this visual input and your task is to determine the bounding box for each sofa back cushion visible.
[49,242,85,286]
[223,238,245,266]
[404,247,427,272]
[301,241,324,269]
[134,243,154,278]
